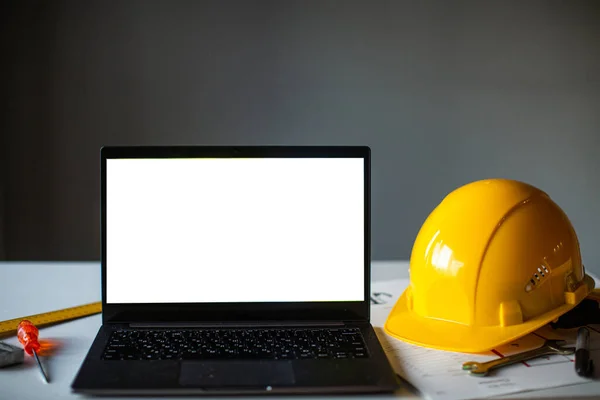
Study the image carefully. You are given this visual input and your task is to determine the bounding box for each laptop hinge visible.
[129,321,346,328]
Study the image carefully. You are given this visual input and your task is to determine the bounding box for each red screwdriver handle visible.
[17,320,41,355]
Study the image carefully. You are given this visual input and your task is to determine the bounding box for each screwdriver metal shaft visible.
[31,349,50,383]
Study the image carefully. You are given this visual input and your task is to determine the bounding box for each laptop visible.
[71,145,400,395]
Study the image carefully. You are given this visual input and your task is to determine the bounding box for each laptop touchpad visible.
[179,361,296,387]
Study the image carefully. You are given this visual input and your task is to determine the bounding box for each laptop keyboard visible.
[102,327,369,361]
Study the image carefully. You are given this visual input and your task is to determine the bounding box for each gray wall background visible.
[2,1,599,276]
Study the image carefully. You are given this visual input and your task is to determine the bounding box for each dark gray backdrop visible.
[2,0,599,277]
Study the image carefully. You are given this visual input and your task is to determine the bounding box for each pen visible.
[575,327,593,377]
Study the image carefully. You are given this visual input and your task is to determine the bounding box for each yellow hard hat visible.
[384,178,595,353]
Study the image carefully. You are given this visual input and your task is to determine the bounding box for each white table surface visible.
[0,260,598,400]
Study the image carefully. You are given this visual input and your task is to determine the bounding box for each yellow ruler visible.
[0,302,102,338]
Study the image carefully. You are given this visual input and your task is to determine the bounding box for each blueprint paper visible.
[370,279,600,400]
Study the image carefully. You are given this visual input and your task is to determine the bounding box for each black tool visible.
[550,299,600,329]
[575,327,594,377]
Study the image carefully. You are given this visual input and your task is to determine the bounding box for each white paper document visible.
[370,279,600,400]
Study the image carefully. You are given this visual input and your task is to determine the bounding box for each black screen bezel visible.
[101,145,371,324]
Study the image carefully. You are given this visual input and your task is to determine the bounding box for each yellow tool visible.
[0,302,101,338]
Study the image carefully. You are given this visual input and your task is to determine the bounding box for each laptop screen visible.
[105,157,365,304]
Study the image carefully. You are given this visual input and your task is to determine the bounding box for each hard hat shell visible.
[384,179,595,353]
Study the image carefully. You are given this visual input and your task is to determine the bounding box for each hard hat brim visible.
[384,275,596,354]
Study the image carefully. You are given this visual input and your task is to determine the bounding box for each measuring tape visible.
[0,302,102,338]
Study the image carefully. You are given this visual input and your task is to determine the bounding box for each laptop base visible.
[71,323,400,395]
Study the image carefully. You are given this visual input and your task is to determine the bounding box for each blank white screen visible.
[106,158,365,303]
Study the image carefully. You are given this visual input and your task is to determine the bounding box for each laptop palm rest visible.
[179,361,296,387]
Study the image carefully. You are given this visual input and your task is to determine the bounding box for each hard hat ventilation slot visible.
[525,265,550,293]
